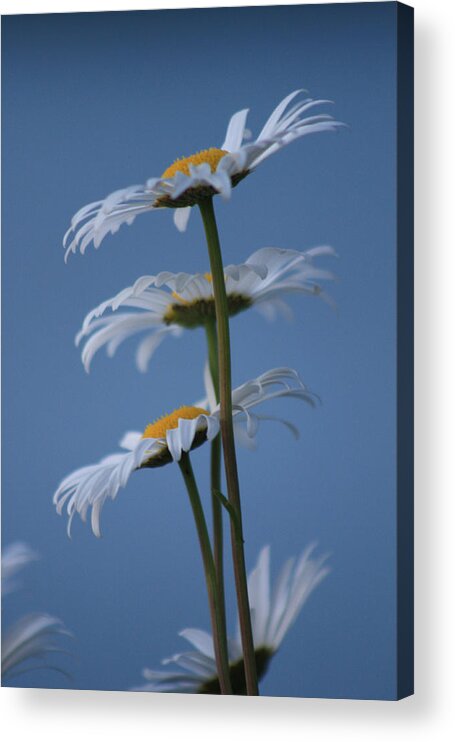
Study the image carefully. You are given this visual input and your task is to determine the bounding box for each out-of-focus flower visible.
[1,542,38,596]
[1,543,71,681]
[1,614,70,680]
[77,246,336,372]
[132,544,329,694]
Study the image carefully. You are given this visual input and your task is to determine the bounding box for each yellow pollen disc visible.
[142,406,208,439]
[161,148,228,179]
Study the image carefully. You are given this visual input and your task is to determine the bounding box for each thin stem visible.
[198,197,259,696]
[204,319,227,651]
[205,317,220,401]
[178,452,232,694]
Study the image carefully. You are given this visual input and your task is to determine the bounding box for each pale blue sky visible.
[2,3,399,698]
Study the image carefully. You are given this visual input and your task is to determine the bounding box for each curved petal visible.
[1,543,38,596]
[221,108,249,151]
[179,628,216,660]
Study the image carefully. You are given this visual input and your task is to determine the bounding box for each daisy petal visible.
[221,108,250,151]
[174,206,192,232]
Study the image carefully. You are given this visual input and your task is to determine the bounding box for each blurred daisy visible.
[53,368,317,537]
[1,542,38,596]
[132,544,330,694]
[76,246,336,372]
[1,543,71,681]
[1,614,70,681]
[63,90,343,259]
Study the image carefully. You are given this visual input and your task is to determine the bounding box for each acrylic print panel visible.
[1,2,413,699]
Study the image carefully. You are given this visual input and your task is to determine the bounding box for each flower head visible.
[132,544,330,694]
[53,368,317,537]
[76,246,336,372]
[63,90,343,259]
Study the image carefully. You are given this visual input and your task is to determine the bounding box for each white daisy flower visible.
[1,543,71,681]
[63,90,343,259]
[76,246,336,372]
[53,368,317,537]
[132,544,330,694]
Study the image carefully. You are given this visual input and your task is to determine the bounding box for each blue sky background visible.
[2,3,398,698]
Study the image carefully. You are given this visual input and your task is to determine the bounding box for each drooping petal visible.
[53,438,159,537]
[162,651,214,678]
[173,206,192,232]
[136,327,182,373]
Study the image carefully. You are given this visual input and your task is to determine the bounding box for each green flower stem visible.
[205,317,220,401]
[204,319,227,651]
[198,196,259,696]
[178,451,232,695]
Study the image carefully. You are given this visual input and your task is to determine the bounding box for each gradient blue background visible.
[2,3,398,698]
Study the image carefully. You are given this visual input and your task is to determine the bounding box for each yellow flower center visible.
[142,406,208,439]
[161,148,228,180]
